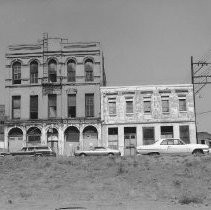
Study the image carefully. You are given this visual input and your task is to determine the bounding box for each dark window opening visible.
[161,126,174,138]
[126,100,133,114]
[179,98,187,112]
[30,61,38,83]
[143,127,155,145]
[27,127,41,143]
[68,94,76,118]
[65,126,79,142]
[179,125,190,144]
[30,95,38,119]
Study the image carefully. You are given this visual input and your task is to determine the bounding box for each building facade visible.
[101,85,197,155]
[4,34,106,155]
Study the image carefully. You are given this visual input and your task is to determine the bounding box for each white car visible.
[136,138,209,155]
[74,146,121,157]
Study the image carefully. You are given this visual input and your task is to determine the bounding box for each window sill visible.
[179,111,187,113]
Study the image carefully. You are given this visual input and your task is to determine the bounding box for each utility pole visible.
[191,55,211,143]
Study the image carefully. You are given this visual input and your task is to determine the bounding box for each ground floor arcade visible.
[4,120,102,156]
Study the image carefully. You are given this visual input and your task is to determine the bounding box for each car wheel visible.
[192,149,203,156]
[108,153,114,157]
[80,153,86,157]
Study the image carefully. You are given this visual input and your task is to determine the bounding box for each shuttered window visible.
[179,98,187,111]
[162,99,169,113]
[12,96,21,119]
[144,101,151,113]
[85,94,94,117]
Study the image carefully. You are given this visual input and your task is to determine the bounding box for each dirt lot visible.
[0,154,211,210]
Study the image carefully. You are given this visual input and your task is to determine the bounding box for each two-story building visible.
[101,85,196,155]
[4,34,106,155]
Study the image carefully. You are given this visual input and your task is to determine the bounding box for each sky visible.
[0,0,211,132]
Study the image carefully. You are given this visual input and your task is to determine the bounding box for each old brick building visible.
[4,34,106,155]
[101,85,197,155]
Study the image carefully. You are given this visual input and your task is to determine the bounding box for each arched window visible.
[27,127,41,143]
[12,61,21,84]
[67,59,76,82]
[30,60,38,83]
[84,59,94,82]
[48,59,57,82]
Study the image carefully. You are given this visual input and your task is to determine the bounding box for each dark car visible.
[1,146,56,157]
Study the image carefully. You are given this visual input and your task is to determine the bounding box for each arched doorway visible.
[64,126,80,156]
[27,127,41,145]
[8,127,23,152]
[47,128,59,154]
[83,126,98,150]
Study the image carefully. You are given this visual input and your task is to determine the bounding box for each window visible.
[108,98,116,115]
[48,59,57,82]
[12,62,21,84]
[161,126,173,138]
[12,96,21,119]
[179,98,187,112]
[144,100,151,113]
[179,125,190,144]
[85,59,94,82]
[48,94,57,118]
[30,95,38,119]
[67,59,76,82]
[30,61,38,83]
[27,127,41,142]
[161,97,169,113]
[125,97,133,114]
[68,94,76,118]
[85,94,94,117]
[143,127,155,145]
[108,127,118,149]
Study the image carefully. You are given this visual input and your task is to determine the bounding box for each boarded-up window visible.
[108,127,118,149]
[67,60,76,82]
[30,95,38,119]
[30,61,38,83]
[68,94,76,118]
[144,101,151,113]
[143,127,155,145]
[108,98,116,115]
[13,62,21,84]
[48,94,57,118]
[179,98,187,111]
[180,125,190,144]
[85,94,94,117]
[12,96,21,119]
[85,59,94,82]
[126,98,133,114]
[48,59,57,82]
[162,97,169,113]
[161,126,173,138]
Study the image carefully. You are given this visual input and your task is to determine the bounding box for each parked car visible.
[136,138,209,155]
[74,146,121,157]
[0,146,56,157]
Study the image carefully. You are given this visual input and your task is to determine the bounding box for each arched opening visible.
[48,59,57,82]
[83,125,98,150]
[64,126,80,156]
[47,128,59,153]
[30,60,38,83]
[84,58,94,82]
[67,59,76,82]
[27,127,41,144]
[8,127,23,152]
[12,61,21,84]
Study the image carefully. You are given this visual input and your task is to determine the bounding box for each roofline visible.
[100,84,193,89]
